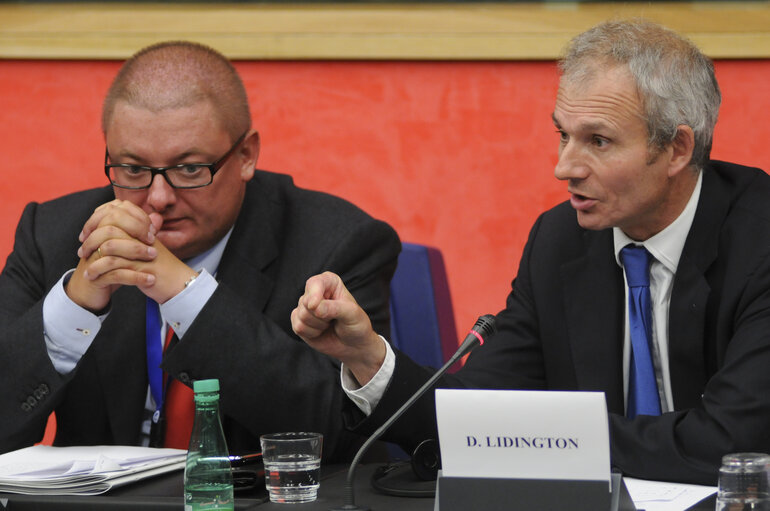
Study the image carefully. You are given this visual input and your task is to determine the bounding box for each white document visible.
[624,477,716,511]
[435,389,610,482]
[0,445,186,495]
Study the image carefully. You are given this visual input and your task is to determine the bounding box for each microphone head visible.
[471,314,497,342]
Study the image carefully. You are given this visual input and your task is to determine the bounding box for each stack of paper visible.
[0,445,186,495]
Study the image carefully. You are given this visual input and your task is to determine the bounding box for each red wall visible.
[2,59,769,343]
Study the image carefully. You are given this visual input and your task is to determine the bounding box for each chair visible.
[384,243,457,460]
[389,243,458,368]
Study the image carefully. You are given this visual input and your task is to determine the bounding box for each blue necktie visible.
[620,245,661,418]
[145,298,164,414]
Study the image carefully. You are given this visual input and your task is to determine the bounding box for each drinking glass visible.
[715,452,769,511]
[260,432,323,503]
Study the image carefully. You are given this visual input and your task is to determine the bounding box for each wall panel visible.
[1,59,769,343]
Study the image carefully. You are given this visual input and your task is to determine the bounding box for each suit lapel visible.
[667,169,725,408]
[561,230,626,413]
[215,180,280,313]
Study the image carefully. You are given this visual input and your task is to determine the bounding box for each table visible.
[0,464,434,511]
[0,463,715,510]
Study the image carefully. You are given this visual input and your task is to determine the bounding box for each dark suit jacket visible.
[352,161,770,485]
[0,170,401,463]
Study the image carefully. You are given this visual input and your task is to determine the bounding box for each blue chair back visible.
[389,243,457,368]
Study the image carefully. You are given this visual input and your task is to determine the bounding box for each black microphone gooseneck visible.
[330,314,498,511]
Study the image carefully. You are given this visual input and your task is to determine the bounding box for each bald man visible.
[0,41,400,462]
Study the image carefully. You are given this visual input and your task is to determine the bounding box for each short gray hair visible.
[559,19,721,170]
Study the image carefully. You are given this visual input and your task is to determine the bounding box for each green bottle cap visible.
[193,378,220,394]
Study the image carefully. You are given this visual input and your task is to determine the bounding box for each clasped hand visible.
[65,200,197,312]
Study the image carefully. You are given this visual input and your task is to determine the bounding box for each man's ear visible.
[239,130,260,181]
[668,125,695,177]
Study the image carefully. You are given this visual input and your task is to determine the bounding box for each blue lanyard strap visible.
[145,297,165,418]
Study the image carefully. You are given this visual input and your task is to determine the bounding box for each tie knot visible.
[620,244,650,288]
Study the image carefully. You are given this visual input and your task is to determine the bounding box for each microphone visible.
[330,314,497,511]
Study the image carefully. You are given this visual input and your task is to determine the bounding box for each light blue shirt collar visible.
[184,226,234,277]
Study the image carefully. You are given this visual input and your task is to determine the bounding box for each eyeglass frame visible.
[104,130,249,190]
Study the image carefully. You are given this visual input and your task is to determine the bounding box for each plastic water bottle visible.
[184,379,234,511]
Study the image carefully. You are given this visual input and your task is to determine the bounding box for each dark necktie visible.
[620,245,661,418]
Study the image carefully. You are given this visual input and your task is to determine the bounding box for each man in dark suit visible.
[291,20,770,484]
[0,41,400,462]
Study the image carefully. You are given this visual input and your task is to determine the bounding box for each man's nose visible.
[554,141,589,182]
[145,173,176,212]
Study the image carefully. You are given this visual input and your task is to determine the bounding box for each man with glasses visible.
[0,41,400,462]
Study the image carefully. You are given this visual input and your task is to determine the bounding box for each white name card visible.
[435,389,610,482]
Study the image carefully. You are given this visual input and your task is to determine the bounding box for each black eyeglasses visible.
[104,131,249,190]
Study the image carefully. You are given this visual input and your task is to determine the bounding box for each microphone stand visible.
[330,315,496,511]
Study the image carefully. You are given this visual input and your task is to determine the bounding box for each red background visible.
[1,59,769,349]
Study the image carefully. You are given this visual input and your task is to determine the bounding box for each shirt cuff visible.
[341,335,395,416]
[43,270,107,374]
[159,269,218,338]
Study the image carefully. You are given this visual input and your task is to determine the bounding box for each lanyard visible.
[145,298,165,422]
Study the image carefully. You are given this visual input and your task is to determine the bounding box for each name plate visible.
[435,389,610,483]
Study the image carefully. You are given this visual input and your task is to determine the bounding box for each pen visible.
[229,452,263,468]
